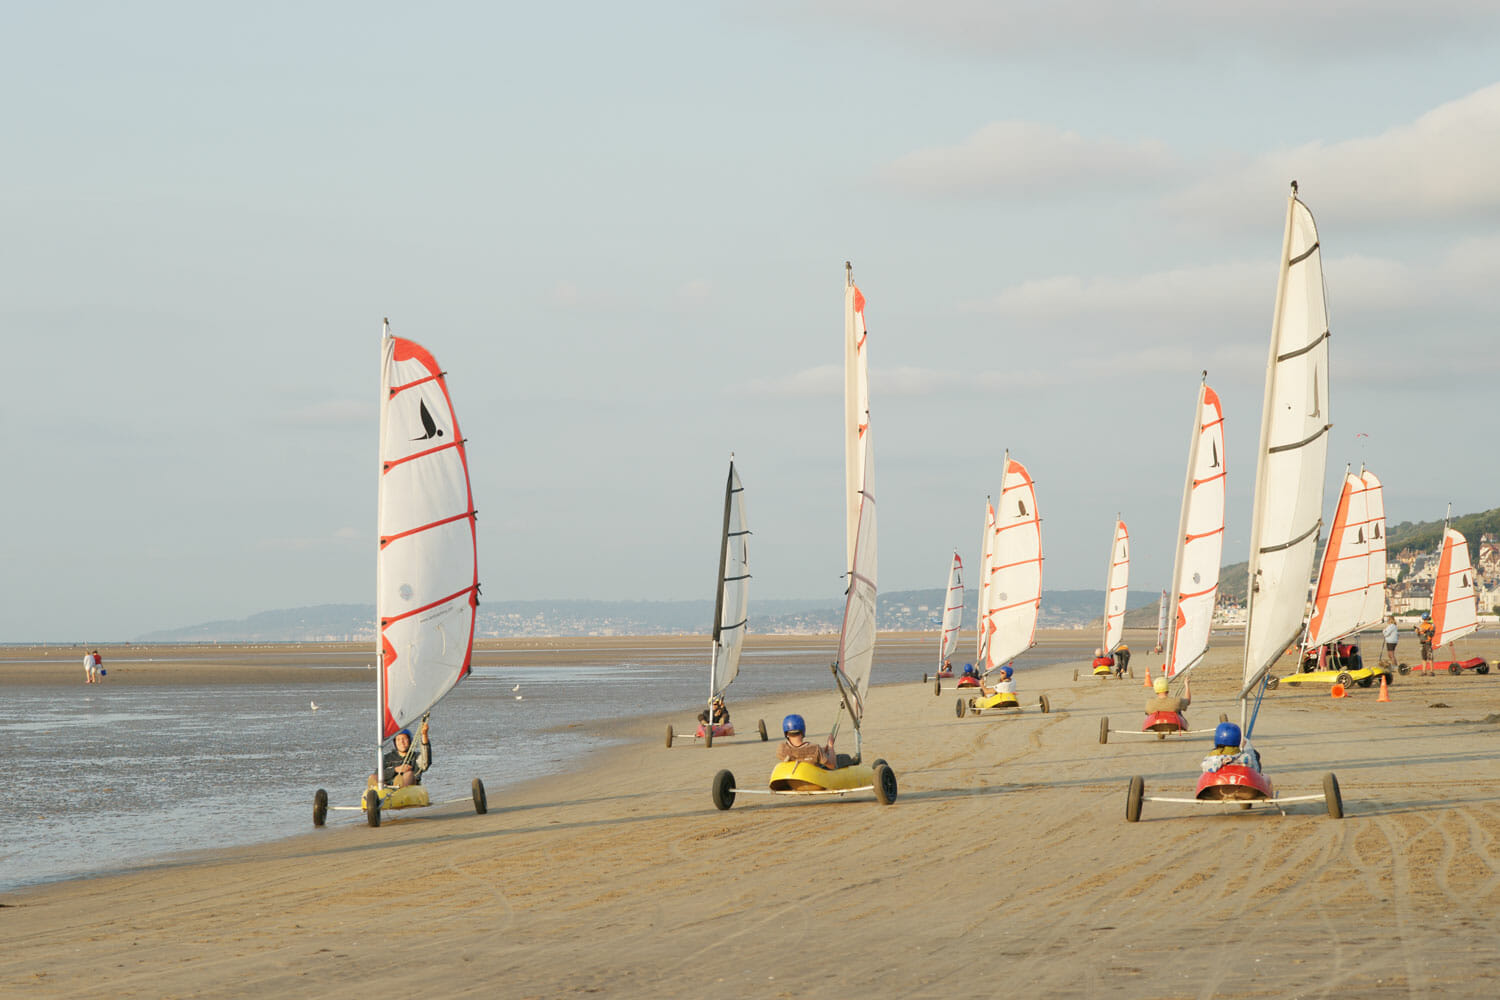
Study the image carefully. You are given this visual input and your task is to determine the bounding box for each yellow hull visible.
[976,693,1021,710]
[768,760,875,792]
[1277,664,1390,687]
[363,785,431,811]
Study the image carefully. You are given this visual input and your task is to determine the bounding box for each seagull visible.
[515,695,524,701]
[512,684,521,692]
[310,701,320,711]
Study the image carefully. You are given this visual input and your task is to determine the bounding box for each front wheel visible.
[704,727,714,749]
[874,763,898,805]
[1478,663,1491,676]
[313,789,328,828]
[1398,663,1410,675]
[711,769,736,811]
[758,718,768,741]
[364,788,382,828]
[1099,717,1110,745]
[1323,772,1344,819]
[934,679,941,697]
[664,724,674,749]
[1267,676,1280,690]
[1449,662,1462,675]
[1038,694,1050,714]
[1336,672,1355,689]
[1126,776,1144,823]
[955,698,966,718]
[1073,668,1079,682]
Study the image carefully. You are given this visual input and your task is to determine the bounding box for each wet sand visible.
[5,631,1500,998]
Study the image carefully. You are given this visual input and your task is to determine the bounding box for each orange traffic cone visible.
[1142,664,1153,688]
[1331,683,1346,699]
[1378,675,1390,702]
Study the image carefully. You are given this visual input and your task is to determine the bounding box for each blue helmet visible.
[397,728,413,741]
[999,665,1013,680]
[782,714,806,735]
[963,663,975,675]
[1214,722,1241,749]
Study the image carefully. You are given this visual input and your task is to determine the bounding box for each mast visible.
[709,456,735,714]
[376,318,389,788]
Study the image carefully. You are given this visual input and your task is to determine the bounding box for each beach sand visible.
[5,631,1500,998]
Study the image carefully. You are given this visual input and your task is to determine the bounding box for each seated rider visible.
[372,719,431,788]
[1144,675,1190,719]
[1091,647,1114,672]
[980,665,1018,699]
[775,714,838,769]
[697,695,730,727]
[1201,722,1262,774]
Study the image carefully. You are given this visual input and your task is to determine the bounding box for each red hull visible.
[1410,656,1486,673]
[1196,764,1274,801]
[956,678,981,688]
[1143,711,1186,733]
[696,723,734,738]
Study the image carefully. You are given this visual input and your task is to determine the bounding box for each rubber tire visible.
[922,673,928,684]
[313,788,328,828]
[871,757,887,770]
[1323,772,1343,819]
[874,763,898,805]
[1099,717,1110,745]
[955,698,966,718]
[1129,668,1135,679]
[472,778,487,815]
[1267,677,1279,690]
[711,769,736,811]
[1358,676,1374,688]
[1336,672,1355,689]
[934,679,942,696]
[758,718,768,741]
[1398,663,1410,675]
[665,724,674,748]
[1219,713,1229,724]
[1478,663,1490,675]
[1449,662,1462,675]
[704,727,714,749]
[1038,694,1050,714]
[364,788,382,828]
[1073,668,1079,681]
[1126,776,1144,823]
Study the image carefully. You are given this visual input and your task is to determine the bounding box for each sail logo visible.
[412,400,445,442]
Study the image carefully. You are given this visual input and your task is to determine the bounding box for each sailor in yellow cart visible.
[371,719,431,789]
[977,665,1021,708]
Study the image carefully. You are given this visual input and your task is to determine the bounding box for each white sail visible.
[1303,472,1370,649]
[1155,589,1167,651]
[1164,383,1225,680]
[1241,187,1333,698]
[938,551,964,668]
[710,461,750,699]
[976,500,995,666]
[1359,470,1388,629]
[377,329,480,740]
[1103,519,1130,654]
[1432,528,1478,648]
[985,455,1042,671]
[837,436,877,724]
[844,268,869,578]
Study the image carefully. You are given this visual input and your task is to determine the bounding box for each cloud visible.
[880,121,1176,198]
[965,260,1271,327]
[1175,83,1500,227]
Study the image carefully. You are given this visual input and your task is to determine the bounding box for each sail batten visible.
[1241,189,1333,698]
[377,331,479,742]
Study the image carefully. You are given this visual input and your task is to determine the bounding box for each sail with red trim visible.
[1103,519,1129,654]
[1163,382,1225,680]
[984,454,1041,672]
[377,327,480,741]
[937,551,964,669]
[976,500,995,666]
[1359,470,1387,628]
[844,266,869,579]
[709,459,750,700]
[1432,527,1478,648]
[1241,185,1332,698]
[1303,471,1370,649]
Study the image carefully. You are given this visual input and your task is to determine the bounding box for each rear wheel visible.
[664,724,674,748]
[874,763,898,805]
[1126,776,1144,823]
[472,778,487,814]
[1358,676,1374,688]
[955,698,966,718]
[1478,663,1491,676]
[1267,676,1280,690]
[364,788,382,828]
[1073,668,1079,681]
[758,718,768,741]
[1336,672,1354,688]
[1323,772,1343,819]
[313,789,328,828]
[1038,694,1050,714]
[1449,662,1462,675]
[1398,663,1410,675]
[1099,717,1110,744]
[711,769,736,811]
[704,727,714,749]
[934,679,942,696]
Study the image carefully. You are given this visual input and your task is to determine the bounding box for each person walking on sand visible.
[1417,613,1435,662]
[83,650,96,684]
[1381,616,1399,667]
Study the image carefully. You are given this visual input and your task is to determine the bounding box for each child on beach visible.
[775,714,837,769]
[1201,722,1261,773]
[1145,675,1190,719]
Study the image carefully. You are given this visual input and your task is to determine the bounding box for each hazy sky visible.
[6,3,1500,641]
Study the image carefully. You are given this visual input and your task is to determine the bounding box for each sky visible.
[5,3,1500,642]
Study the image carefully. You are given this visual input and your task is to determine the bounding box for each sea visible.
[1,636,1089,892]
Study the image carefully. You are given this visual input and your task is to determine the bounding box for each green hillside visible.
[1218,505,1500,603]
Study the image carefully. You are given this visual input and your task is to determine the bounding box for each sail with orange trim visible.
[1358,469,1387,628]
[1432,525,1478,648]
[976,499,995,666]
[1241,184,1332,701]
[1163,381,1225,680]
[1303,470,1371,650]
[937,551,964,670]
[1103,519,1129,655]
[377,323,480,744]
[984,453,1041,673]
[844,264,869,579]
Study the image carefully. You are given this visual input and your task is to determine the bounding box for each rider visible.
[1144,675,1190,718]
[1417,613,1436,661]
[697,695,730,727]
[980,664,1018,699]
[959,663,981,685]
[1201,721,1261,773]
[775,714,837,769]
[1114,643,1132,678]
[1091,647,1114,672]
[372,719,431,788]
